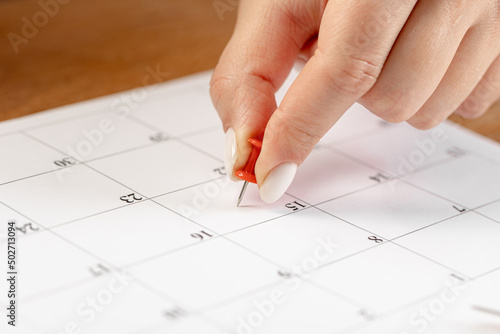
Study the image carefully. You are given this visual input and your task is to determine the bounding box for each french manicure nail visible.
[259,163,297,203]
[224,127,239,181]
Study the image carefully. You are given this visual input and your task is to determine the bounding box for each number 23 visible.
[120,193,143,203]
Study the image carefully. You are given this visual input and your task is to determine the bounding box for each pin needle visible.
[237,181,249,207]
[234,138,262,207]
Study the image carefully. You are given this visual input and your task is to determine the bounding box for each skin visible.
[210,0,500,187]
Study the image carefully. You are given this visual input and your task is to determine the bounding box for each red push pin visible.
[235,138,262,206]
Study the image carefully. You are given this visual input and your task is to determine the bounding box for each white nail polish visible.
[293,58,307,72]
[260,163,297,204]
[224,127,239,181]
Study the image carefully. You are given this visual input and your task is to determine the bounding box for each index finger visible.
[255,0,418,202]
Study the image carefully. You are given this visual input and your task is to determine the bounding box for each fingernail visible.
[259,163,297,203]
[224,127,239,181]
[294,57,307,72]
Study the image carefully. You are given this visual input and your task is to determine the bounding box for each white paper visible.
[1,71,499,333]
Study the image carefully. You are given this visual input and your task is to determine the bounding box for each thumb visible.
[210,0,323,181]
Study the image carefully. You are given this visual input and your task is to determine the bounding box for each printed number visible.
[368,236,384,243]
[89,263,110,277]
[120,193,143,203]
[285,201,306,211]
[149,132,170,143]
[369,173,390,183]
[53,157,76,167]
[190,230,213,241]
[447,147,466,158]
[452,205,467,213]
[213,166,226,176]
[450,273,465,282]
[277,270,294,279]
[359,308,377,321]
[15,223,39,234]
[163,307,187,320]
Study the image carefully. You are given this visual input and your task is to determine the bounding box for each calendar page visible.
[1,71,500,334]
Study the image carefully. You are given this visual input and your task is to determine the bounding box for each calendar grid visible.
[390,243,470,280]
[283,179,478,283]
[2,72,500,333]
[334,286,469,334]
[476,211,500,225]
[2,134,498,330]
[0,163,81,187]
[1,201,227,333]
[0,109,106,139]
[474,266,500,281]
[9,116,323,331]
[3,120,500,333]
[120,113,225,163]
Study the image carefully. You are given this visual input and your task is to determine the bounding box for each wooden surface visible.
[1,0,499,143]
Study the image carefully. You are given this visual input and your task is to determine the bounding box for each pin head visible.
[235,138,262,207]
[234,138,262,184]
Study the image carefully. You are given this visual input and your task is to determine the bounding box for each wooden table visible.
[1,0,499,142]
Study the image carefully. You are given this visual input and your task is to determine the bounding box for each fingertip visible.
[259,163,297,203]
[224,127,240,182]
[454,104,489,120]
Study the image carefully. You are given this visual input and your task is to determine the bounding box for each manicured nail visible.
[259,163,297,203]
[224,127,239,181]
[294,57,307,72]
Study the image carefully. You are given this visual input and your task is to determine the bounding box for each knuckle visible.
[210,72,276,127]
[409,115,444,130]
[456,102,487,119]
[442,0,475,18]
[458,111,485,120]
[336,57,380,96]
[268,110,321,162]
[458,91,491,118]
[457,77,500,118]
[317,49,382,97]
[209,73,233,110]
[362,90,416,123]
[209,75,232,125]
[448,0,470,11]
[286,121,322,154]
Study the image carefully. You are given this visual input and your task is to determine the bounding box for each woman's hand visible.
[210,0,500,203]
